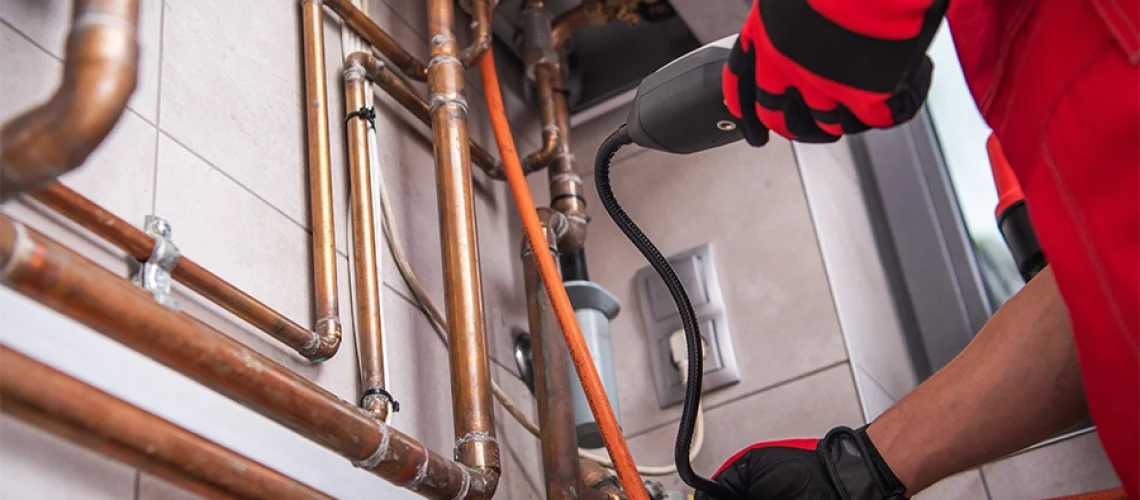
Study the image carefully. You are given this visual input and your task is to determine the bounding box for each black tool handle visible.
[626,36,744,154]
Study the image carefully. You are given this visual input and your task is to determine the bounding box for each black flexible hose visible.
[594,125,738,500]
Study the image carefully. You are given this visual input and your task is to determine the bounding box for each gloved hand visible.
[722,0,948,146]
[695,426,908,499]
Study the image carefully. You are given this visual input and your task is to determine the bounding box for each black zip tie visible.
[361,387,400,413]
[346,106,377,130]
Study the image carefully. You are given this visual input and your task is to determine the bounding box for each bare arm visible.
[866,266,1087,494]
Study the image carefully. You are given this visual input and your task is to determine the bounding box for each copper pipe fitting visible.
[458,0,493,67]
[581,460,626,500]
[324,0,428,81]
[0,347,331,500]
[343,61,389,421]
[30,183,331,361]
[1,0,140,200]
[0,215,495,499]
[426,0,501,492]
[351,52,505,179]
[522,208,583,499]
[302,0,344,361]
[551,5,608,50]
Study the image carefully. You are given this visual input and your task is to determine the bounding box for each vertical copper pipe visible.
[302,0,343,362]
[324,0,428,81]
[0,347,331,500]
[524,209,583,499]
[522,63,560,173]
[458,0,493,67]
[0,215,494,498]
[30,183,326,361]
[343,56,389,421]
[356,54,504,179]
[426,0,500,490]
[0,0,140,199]
[545,65,588,253]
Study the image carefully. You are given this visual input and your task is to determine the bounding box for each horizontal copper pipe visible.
[302,0,344,362]
[523,209,583,499]
[0,346,330,500]
[458,0,493,67]
[1,0,140,199]
[0,215,493,498]
[350,52,505,179]
[324,0,428,81]
[29,183,330,362]
[343,61,389,421]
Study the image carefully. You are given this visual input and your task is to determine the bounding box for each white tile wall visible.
[794,140,918,403]
[1,0,538,497]
[982,431,1121,499]
[0,416,138,500]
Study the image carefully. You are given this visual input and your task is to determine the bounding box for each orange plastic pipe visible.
[478,50,648,500]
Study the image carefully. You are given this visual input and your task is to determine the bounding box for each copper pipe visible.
[0,0,139,199]
[580,460,626,500]
[30,183,330,361]
[0,347,330,500]
[523,208,583,499]
[458,0,493,67]
[302,0,344,361]
[0,215,494,498]
[426,0,500,491]
[355,53,505,179]
[522,63,560,174]
[551,6,603,50]
[324,0,428,81]
[544,65,588,253]
[343,58,389,421]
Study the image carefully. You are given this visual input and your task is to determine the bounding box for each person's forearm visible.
[866,266,1087,494]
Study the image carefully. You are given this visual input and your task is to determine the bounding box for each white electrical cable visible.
[373,152,704,476]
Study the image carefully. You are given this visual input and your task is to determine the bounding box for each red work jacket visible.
[947,0,1139,494]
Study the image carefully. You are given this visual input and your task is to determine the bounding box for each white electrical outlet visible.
[635,243,740,408]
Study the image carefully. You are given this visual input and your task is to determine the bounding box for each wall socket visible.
[634,244,740,408]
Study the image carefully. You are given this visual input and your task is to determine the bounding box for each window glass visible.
[925,22,1025,308]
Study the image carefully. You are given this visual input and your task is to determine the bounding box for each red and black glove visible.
[723,0,948,146]
[695,426,907,499]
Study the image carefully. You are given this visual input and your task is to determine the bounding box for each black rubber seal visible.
[550,193,588,207]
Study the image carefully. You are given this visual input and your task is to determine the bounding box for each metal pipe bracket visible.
[131,215,180,309]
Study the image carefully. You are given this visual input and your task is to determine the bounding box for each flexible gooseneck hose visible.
[594,125,737,499]
[477,50,650,500]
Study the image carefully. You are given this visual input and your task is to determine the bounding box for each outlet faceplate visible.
[635,244,740,408]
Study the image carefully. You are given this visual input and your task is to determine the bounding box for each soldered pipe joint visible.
[310,316,343,363]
